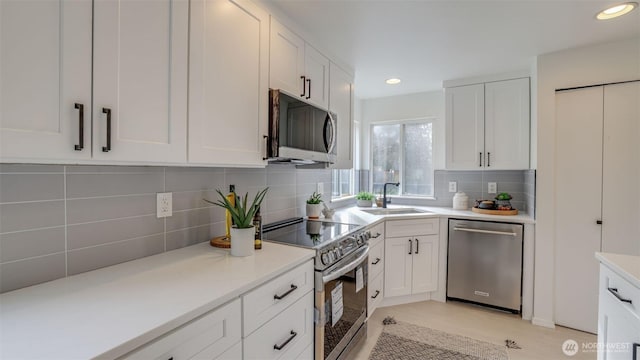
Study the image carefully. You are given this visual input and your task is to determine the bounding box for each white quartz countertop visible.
[596,252,640,288]
[0,242,315,360]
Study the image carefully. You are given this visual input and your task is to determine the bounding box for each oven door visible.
[316,246,368,360]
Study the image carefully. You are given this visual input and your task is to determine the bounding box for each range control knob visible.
[328,251,336,263]
[321,252,330,265]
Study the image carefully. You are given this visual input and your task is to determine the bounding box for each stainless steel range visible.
[263,217,371,360]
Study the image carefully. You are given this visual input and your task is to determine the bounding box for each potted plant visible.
[204,188,268,257]
[355,191,375,207]
[306,191,323,219]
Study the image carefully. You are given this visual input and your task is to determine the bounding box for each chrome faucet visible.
[382,182,400,208]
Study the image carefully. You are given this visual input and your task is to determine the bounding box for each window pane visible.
[404,122,433,196]
[372,124,400,195]
[332,169,353,198]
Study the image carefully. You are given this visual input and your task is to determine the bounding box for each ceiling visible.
[268,0,640,99]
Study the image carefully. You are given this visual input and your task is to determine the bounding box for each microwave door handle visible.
[324,113,336,154]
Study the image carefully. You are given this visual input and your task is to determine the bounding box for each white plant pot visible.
[357,199,373,207]
[230,226,255,257]
[306,203,323,218]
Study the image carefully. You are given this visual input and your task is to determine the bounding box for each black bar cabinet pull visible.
[596,220,603,225]
[371,290,380,299]
[306,78,311,99]
[262,135,268,160]
[102,108,112,152]
[487,152,491,167]
[607,287,632,304]
[300,76,306,97]
[408,239,412,255]
[274,284,298,300]
[479,152,483,167]
[74,103,84,151]
[274,330,297,350]
[415,239,419,254]
[371,232,381,239]
[372,258,381,265]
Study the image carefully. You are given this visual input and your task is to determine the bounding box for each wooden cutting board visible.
[471,207,519,215]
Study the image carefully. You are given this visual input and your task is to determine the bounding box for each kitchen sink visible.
[359,207,431,215]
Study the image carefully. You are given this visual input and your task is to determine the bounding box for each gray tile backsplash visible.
[0,163,331,293]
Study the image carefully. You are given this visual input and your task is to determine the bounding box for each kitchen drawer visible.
[122,299,241,360]
[243,259,314,336]
[294,341,313,360]
[386,218,439,237]
[199,340,241,360]
[368,222,385,248]
[244,290,314,360]
[600,264,640,320]
[369,241,384,280]
[368,272,383,318]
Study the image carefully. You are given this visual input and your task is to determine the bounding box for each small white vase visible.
[306,203,323,218]
[230,226,255,257]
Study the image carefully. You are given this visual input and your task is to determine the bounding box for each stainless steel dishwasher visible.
[447,219,523,313]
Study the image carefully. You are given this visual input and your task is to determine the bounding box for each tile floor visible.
[348,300,597,360]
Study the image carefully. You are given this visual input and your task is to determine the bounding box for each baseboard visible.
[379,293,431,307]
[531,317,556,328]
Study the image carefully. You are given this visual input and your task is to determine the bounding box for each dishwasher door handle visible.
[453,227,517,237]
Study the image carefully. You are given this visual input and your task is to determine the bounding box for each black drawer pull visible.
[408,239,412,255]
[371,258,381,265]
[479,152,482,167]
[274,284,297,300]
[415,239,419,254]
[371,290,380,299]
[300,76,306,97]
[102,107,112,152]
[274,330,297,350]
[74,103,84,151]
[607,287,632,304]
[306,78,311,99]
[371,232,381,238]
[487,152,491,167]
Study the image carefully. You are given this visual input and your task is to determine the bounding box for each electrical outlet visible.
[488,182,497,194]
[156,192,172,218]
[317,182,324,195]
[448,181,457,193]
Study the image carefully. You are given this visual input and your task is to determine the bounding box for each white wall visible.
[533,36,640,328]
[359,90,445,170]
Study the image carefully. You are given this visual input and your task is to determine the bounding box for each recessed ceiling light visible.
[385,78,401,85]
[596,2,637,20]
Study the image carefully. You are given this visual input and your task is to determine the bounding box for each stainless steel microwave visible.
[267,89,337,164]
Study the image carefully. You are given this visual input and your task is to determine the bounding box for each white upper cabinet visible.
[188,0,269,166]
[93,0,188,163]
[445,77,530,170]
[1,0,92,161]
[329,62,354,169]
[269,18,329,109]
[1,0,188,164]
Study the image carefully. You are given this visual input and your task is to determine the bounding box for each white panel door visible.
[411,235,438,294]
[384,237,413,297]
[0,0,91,161]
[93,0,188,163]
[329,62,353,169]
[189,0,268,166]
[445,84,485,169]
[555,86,603,334]
[269,18,305,98]
[304,44,330,109]
[484,78,530,169]
[602,81,640,256]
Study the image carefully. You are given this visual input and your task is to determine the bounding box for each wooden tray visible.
[210,235,262,249]
[471,207,518,215]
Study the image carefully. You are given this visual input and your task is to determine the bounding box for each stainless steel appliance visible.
[263,218,370,360]
[267,89,337,164]
[447,219,523,313]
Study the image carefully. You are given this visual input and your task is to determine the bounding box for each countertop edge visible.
[596,252,640,289]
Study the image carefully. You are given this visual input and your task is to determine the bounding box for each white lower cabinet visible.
[368,271,384,317]
[367,222,385,317]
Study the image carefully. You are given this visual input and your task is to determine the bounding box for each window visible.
[371,119,434,197]
[332,169,354,198]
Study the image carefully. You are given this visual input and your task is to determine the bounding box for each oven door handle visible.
[322,246,369,283]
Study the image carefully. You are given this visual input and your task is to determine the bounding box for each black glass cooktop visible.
[263,218,362,249]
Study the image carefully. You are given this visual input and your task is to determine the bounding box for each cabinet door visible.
[189,0,269,166]
[384,237,413,297]
[484,78,530,169]
[329,62,354,169]
[555,86,604,334]
[304,44,330,109]
[598,287,640,360]
[445,84,485,169]
[93,0,188,163]
[602,81,640,256]
[0,0,91,161]
[269,18,305,98]
[411,235,438,294]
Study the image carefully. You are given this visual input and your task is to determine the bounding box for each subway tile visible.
[67,234,164,275]
[0,253,66,293]
[0,227,65,263]
[265,196,296,212]
[67,215,163,250]
[0,201,65,233]
[262,208,297,227]
[67,194,156,224]
[172,190,219,212]
[165,167,225,192]
[0,164,64,173]
[266,171,296,187]
[66,173,164,198]
[166,207,223,232]
[65,165,164,173]
[0,174,64,203]
[225,169,267,189]
[166,223,220,251]
[266,184,296,199]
